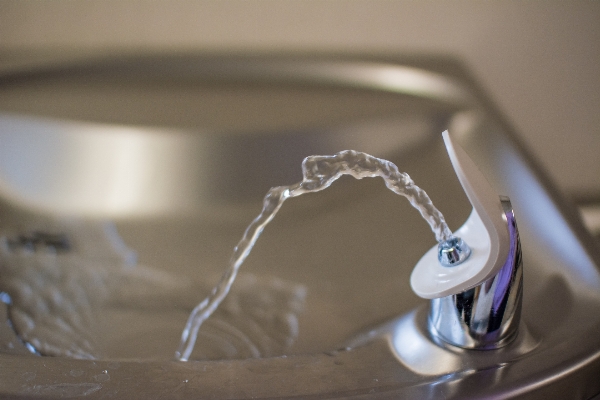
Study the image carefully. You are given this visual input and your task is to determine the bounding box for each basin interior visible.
[0,56,599,399]
[0,118,474,361]
[0,57,474,361]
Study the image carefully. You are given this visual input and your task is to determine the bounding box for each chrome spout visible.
[429,197,523,349]
[411,131,522,350]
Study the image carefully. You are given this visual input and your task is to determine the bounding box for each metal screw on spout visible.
[437,236,471,267]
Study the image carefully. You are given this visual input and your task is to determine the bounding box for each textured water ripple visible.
[0,222,305,361]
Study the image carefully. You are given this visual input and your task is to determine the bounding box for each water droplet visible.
[94,372,110,382]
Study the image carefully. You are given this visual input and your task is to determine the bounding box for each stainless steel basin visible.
[0,54,599,398]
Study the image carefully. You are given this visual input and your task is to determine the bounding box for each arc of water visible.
[176,150,452,361]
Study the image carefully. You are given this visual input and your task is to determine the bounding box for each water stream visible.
[176,150,453,361]
[0,149,453,361]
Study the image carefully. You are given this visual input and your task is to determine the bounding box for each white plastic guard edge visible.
[410,131,510,299]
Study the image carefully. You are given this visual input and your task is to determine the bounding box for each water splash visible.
[0,220,305,360]
[176,150,453,361]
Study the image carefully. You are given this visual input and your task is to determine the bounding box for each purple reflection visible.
[491,207,521,320]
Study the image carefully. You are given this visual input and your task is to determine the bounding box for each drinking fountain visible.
[413,131,522,351]
[0,54,598,398]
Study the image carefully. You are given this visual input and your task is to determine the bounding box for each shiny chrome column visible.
[429,197,523,349]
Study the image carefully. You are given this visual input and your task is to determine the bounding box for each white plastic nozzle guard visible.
[410,131,510,299]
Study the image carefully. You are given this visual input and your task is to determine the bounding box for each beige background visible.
[0,1,598,196]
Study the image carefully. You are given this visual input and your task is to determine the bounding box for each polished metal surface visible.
[437,236,472,267]
[430,197,523,349]
[0,54,598,398]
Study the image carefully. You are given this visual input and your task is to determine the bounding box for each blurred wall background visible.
[0,0,598,198]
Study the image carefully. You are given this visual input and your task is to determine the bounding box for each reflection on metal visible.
[437,236,472,267]
[494,132,600,292]
[0,113,438,218]
[430,198,522,349]
[6,231,70,253]
[251,61,474,105]
[0,54,598,398]
[390,310,463,376]
[388,307,537,377]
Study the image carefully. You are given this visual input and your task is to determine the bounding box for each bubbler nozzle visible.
[411,131,522,349]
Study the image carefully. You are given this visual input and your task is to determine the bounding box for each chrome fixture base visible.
[429,197,522,349]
